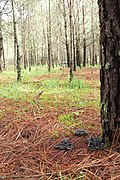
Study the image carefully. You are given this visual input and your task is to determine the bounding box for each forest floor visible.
[0,67,119,180]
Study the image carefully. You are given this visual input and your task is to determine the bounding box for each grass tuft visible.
[58,113,75,127]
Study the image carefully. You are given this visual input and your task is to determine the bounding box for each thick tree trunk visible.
[99,0,120,146]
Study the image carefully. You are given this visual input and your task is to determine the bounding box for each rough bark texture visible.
[99,0,120,145]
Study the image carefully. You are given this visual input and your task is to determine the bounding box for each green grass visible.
[58,113,75,127]
[21,67,49,81]
[0,67,100,110]
[0,82,35,100]
[0,67,50,83]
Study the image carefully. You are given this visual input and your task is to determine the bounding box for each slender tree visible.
[63,0,70,67]
[72,1,76,71]
[47,0,51,73]
[0,5,3,72]
[75,1,81,68]
[11,0,21,81]
[22,5,27,69]
[69,0,73,82]
[91,0,95,66]
[73,23,76,71]
[82,5,86,67]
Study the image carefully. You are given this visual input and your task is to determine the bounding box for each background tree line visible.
[0,0,99,80]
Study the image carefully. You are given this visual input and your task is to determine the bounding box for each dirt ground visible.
[0,68,119,180]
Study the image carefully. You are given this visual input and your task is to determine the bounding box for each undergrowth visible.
[0,67,104,180]
[58,113,75,127]
[0,68,99,110]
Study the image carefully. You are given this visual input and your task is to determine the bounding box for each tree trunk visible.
[69,0,73,82]
[95,53,97,65]
[82,5,86,67]
[0,30,3,72]
[91,0,95,66]
[75,5,81,69]
[73,24,76,71]
[99,0,120,146]
[63,0,70,67]
[3,47,5,70]
[89,46,92,65]
[76,36,81,68]
[28,44,32,72]
[11,0,21,81]
[22,18,27,69]
[48,0,51,73]
[11,0,17,71]
[0,8,3,72]
[17,45,21,81]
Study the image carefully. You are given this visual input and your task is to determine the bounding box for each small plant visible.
[69,79,87,89]
[52,130,59,138]
[0,83,36,101]
[42,79,59,90]
[58,113,75,127]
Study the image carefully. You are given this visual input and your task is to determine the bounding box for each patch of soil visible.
[0,97,119,180]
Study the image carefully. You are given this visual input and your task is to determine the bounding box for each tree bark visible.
[22,7,27,69]
[17,45,21,81]
[63,0,70,67]
[11,0,17,71]
[48,0,51,73]
[75,5,81,69]
[82,5,86,67]
[91,0,95,66]
[11,0,21,81]
[76,35,81,68]
[0,30,3,72]
[99,0,120,146]
[0,8,3,72]
[69,0,73,82]
[73,24,76,71]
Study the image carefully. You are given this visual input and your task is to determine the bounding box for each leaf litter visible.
[0,68,119,180]
[0,98,119,180]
